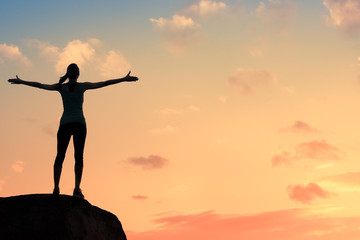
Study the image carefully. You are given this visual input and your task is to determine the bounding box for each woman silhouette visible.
[8,63,138,199]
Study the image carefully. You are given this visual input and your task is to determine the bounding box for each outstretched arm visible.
[83,71,138,91]
[8,75,59,91]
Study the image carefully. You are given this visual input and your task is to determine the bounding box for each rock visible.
[0,194,127,240]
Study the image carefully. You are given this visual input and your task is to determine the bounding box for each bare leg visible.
[54,124,71,194]
[53,166,62,193]
[74,165,83,190]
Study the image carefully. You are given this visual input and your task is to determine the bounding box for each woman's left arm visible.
[83,71,138,91]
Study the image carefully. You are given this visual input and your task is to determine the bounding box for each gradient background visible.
[2,0,360,239]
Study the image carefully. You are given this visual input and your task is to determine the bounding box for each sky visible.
[2,0,360,239]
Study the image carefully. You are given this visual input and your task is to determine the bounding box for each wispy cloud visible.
[272,140,342,167]
[228,68,276,95]
[149,125,178,135]
[11,160,24,173]
[255,0,296,31]
[97,50,131,78]
[156,108,184,118]
[0,43,31,66]
[280,121,319,134]
[150,14,200,31]
[185,0,227,16]
[128,209,360,240]
[150,14,202,54]
[132,195,149,200]
[318,172,360,191]
[128,155,169,170]
[287,183,333,204]
[156,106,199,118]
[323,0,360,34]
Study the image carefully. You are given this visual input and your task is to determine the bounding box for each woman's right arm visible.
[8,75,59,91]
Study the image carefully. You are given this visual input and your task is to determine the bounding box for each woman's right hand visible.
[8,75,22,84]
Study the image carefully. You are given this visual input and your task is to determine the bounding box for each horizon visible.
[2,0,360,239]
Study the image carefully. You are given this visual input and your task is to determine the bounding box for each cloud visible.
[272,140,342,167]
[0,43,31,66]
[296,140,342,161]
[280,121,319,133]
[149,125,178,135]
[29,38,130,76]
[132,195,149,200]
[27,39,59,59]
[97,50,131,78]
[150,15,203,53]
[323,0,360,34]
[128,155,169,170]
[255,0,296,30]
[156,106,198,117]
[228,68,276,95]
[11,160,24,173]
[272,150,293,167]
[55,40,96,74]
[318,172,360,191]
[186,0,227,16]
[150,14,200,31]
[156,108,184,118]
[127,209,360,240]
[23,117,56,137]
[287,183,333,204]
[29,39,95,73]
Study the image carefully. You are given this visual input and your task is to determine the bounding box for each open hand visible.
[8,75,22,84]
[125,71,138,82]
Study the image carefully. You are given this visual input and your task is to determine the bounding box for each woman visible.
[8,63,138,199]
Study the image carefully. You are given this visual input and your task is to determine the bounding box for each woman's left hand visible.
[124,71,138,82]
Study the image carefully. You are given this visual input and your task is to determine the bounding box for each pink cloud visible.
[11,160,24,173]
[296,140,341,161]
[228,68,276,95]
[128,155,169,170]
[280,121,319,133]
[272,140,342,167]
[272,150,293,167]
[127,209,360,240]
[287,183,333,204]
[132,195,149,200]
[323,0,360,34]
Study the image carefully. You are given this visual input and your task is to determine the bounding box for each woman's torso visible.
[59,83,86,126]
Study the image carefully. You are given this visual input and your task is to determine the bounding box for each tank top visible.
[59,83,86,126]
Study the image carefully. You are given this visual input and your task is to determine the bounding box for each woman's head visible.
[59,63,80,84]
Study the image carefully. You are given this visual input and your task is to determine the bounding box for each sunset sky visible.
[2,0,360,239]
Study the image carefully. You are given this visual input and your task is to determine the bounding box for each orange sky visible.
[2,0,360,238]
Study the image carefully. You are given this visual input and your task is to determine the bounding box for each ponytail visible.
[58,73,68,85]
